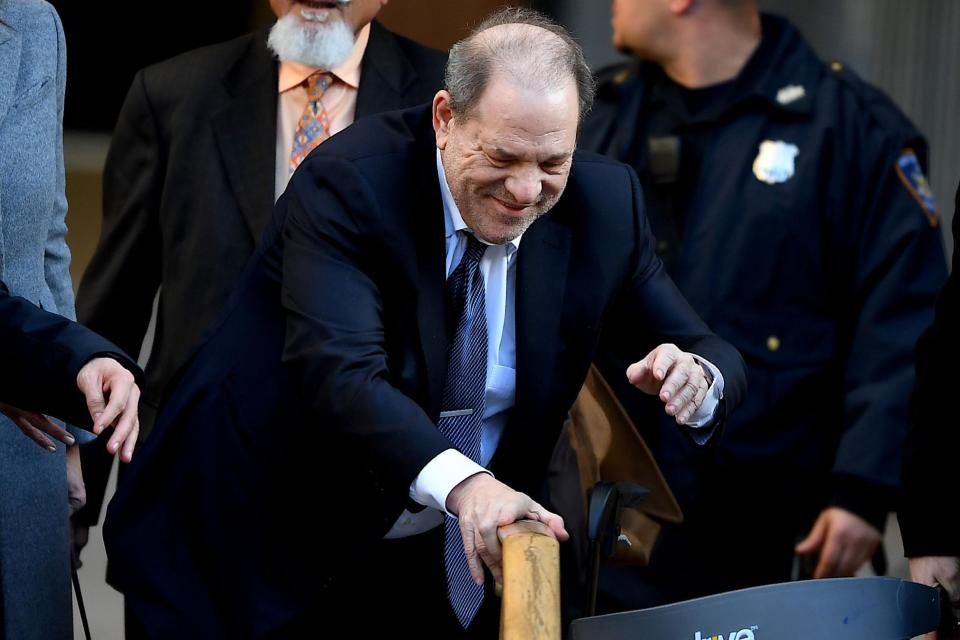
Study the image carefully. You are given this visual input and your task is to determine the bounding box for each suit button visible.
[656,240,670,254]
[766,335,781,352]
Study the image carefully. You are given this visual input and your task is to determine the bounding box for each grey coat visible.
[0,0,77,638]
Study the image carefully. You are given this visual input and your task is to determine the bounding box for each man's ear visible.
[433,90,454,150]
[668,0,694,16]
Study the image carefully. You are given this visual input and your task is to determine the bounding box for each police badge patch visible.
[895,149,939,227]
[752,140,799,184]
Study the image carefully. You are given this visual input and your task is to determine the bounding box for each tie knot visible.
[305,72,332,100]
[461,233,487,267]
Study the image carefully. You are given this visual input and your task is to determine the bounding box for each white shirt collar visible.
[436,149,522,252]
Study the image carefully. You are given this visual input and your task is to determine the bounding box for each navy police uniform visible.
[582,14,948,608]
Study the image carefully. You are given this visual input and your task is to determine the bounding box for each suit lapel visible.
[412,141,448,419]
[0,22,21,129]
[212,30,278,242]
[514,212,572,423]
[356,21,421,117]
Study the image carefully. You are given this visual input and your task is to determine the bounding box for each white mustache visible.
[299,0,352,21]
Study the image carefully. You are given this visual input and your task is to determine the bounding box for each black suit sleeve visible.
[0,283,143,429]
[279,157,453,500]
[900,184,960,557]
[76,69,163,358]
[73,70,164,527]
[608,165,748,420]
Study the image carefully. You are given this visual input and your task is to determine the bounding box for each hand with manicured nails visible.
[627,343,711,425]
[445,473,569,587]
[0,402,76,451]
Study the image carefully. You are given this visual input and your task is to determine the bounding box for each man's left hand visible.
[795,507,882,578]
[627,343,709,425]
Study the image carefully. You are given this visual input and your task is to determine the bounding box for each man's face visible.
[611,0,670,58]
[433,76,579,245]
[269,0,386,34]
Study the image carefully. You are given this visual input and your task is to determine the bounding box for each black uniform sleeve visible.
[828,129,947,530]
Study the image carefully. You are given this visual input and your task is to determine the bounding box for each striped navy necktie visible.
[439,232,488,628]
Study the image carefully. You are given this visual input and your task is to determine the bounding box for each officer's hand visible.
[445,473,568,587]
[795,507,882,578]
[910,556,960,605]
[76,357,140,462]
[627,344,710,425]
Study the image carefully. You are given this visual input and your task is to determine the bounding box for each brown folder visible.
[549,364,683,567]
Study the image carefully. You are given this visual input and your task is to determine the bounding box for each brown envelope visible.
[549,364,683,567]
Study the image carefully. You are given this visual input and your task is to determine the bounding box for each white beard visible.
[267,11,356,70]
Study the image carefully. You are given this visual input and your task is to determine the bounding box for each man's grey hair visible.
[444,7,596,122]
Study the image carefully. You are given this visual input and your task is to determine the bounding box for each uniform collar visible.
[278,23,370,93]
[737,14,820,116]
[635,13,820,123]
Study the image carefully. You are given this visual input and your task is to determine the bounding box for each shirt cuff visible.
[684,356,725,428]
[409,449,491,516]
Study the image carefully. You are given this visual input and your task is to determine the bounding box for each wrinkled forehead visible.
[470,74,579,141]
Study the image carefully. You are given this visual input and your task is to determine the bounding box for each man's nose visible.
[504,169,542,205]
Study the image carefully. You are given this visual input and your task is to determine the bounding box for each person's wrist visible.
[445,471,490,515]
[692,356,713,386]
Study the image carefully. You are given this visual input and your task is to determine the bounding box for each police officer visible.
[582,0,948,609]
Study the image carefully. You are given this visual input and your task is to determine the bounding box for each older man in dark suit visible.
[75,0,447,535]
[104,8,746,638]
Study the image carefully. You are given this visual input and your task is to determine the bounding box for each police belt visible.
[571,577,940,640]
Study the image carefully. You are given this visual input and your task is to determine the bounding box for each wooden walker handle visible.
[497,520,561,640]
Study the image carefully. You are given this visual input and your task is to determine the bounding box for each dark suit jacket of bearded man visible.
[75,20,448,523]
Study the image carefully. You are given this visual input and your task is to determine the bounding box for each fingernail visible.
[656,369,664,378]
[47,445,57,453]
[65,434,75,445]
[662,391,671,401]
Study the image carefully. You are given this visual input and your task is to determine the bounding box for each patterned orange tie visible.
[289,71,333,173]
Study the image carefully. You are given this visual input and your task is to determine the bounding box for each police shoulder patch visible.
[895,149,938,227]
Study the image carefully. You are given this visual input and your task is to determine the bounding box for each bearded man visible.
[72,0,446,557]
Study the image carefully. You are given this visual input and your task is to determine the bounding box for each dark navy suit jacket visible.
[104,104,746,638]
